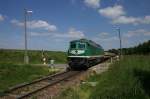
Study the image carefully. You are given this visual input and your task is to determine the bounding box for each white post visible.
[24,9,32,64]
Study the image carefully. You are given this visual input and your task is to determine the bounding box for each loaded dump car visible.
[67,39,104,70]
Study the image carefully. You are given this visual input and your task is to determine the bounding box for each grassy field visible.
[0,63,56,95]
[56,55,150,99]
[0,49,66,95]
[0,49,67,64]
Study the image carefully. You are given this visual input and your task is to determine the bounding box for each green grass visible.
[0,49,67,64]
[56,55,150,99]
[0,63,54,94]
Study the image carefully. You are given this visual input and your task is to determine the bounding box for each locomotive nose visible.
[75,50,78,53]
[69,49,85,55]
[75,50,78,55]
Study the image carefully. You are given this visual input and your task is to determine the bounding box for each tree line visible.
[108,40,150,55]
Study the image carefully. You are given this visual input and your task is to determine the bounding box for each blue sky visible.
[0,0,150,51]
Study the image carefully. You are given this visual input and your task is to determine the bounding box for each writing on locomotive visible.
[67,39,104,70]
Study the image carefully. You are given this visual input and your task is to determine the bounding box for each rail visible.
[2,70,81,99]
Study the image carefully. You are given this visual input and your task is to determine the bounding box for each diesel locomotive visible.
[67,39,104,69]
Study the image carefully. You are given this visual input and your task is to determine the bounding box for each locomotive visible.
[67,38,104,70]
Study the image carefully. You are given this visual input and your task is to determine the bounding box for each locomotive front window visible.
[78,43,86,49]
[70,43,76,48]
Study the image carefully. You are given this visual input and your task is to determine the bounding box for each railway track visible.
[1,56,115,99]
[2,70,82,99]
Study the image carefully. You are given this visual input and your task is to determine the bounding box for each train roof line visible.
[70,38,103,49]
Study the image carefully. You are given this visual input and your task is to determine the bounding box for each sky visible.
[0,0,150,51]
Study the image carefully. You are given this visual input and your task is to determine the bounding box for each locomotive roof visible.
[70,39,103,49]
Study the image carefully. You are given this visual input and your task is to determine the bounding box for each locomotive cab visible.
[67,39,104,70]
[69,42,86,56]
[68,41,88,69]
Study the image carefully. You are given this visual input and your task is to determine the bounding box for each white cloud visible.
[125,29,150,38]
[93,29,150,49]
[140,15,150,24]
[97,32,109,39]
[11,19,24,26]
[30,28,85,39]
[68,28,85,38]
[84,0,100,8]
[112,15,150,25]
[93,32,118,42]
[30,32,52,36]
[112,16,140,25]
[0,14,5,21]
[98,5,150,25]
[28,20,57,31]
[91,32,119,50]
[11,19,57,31]
[98,5,125,19]
[53,28,85,39]
[99,36,118,41]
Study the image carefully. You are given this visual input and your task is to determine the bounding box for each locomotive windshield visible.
[70,43,76,49]
[78,43,86,49]
[70,42,86,49]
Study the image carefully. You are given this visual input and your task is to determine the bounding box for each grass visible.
[0,49,66,96]
[0,49,67,64]
[0,63,56,95]
[56,55,150,99]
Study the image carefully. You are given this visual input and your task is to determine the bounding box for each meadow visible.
[0,49,66,95]
[0,64,53,95]
[57,55,150,99]
[0,49,67,64]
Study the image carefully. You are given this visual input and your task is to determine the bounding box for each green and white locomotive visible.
[67,39,104,70]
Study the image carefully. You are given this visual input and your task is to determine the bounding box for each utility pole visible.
[117,27,122,59]
[24,9,32,64]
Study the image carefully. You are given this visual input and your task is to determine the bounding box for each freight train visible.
[67,39,104,70]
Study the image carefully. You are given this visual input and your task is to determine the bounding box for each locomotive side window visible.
[78,43,86,49]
